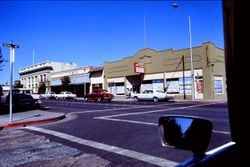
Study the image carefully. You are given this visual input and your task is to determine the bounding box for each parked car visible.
[131,89,175,102]
[54,91,77,100]
[40,92,56,99]
[83,89,114,102]
[6,88,42,108]
[158,1,248,166]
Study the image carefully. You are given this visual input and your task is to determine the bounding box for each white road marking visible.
[26,126,179,167]
[68,103,176,115]
[95,103,217,119]
[96,117,230,135]
[99,117,158,126]
[94,103,230,135]
[212,130,230,135]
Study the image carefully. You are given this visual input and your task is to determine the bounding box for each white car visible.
[131,89,175,102]
[55,91,77,100]
[40,92,56,99]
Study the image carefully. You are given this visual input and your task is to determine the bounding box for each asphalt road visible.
[25,99,231,167]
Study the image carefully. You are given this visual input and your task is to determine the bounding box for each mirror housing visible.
[159,115,213,155]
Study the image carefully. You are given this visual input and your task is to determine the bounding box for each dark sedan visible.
[6,89,42,108]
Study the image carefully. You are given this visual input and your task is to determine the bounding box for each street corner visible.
[0,110,66,131]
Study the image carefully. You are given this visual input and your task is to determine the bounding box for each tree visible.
[61,76,71,91]
[38,82,46,94]
[14,80,24,88]
[0,47,7,71]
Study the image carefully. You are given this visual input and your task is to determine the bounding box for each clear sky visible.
[0,0,224,84]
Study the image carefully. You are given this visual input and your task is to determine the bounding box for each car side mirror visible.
[158,115,213,156]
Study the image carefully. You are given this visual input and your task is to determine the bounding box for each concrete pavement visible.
[0,109,65,131]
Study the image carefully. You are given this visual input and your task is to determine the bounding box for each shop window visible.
[179,77,192,95]
[108,82,125,95]
[214,76,224,94]
[165,78,179,94]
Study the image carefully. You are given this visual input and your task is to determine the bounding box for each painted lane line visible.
[212,130,230,135]
[26,126,179,167]
[96,117,230,135]
[68,103,177,115]
[95,103,218,119]
[98,117,158,126]
[93,103,230,136]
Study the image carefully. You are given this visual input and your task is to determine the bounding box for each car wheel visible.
[85,98,89,102]
[97,98,102,102]
[153,97,159,102]
[134,97,139,101]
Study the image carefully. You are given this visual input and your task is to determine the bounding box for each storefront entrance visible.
[126,75,143,93]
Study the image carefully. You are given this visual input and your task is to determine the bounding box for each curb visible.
[175,99,227,103]
[0,114,66,131]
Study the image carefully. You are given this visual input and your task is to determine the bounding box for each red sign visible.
[197,80,203,93]
[134,62,144,73]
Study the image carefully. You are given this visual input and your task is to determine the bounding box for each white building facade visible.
[89,66,104,93]
[50,66,92,96]
[19,61,77,93]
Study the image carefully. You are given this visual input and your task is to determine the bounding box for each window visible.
[214,76,223,94]
[166,78,179,94]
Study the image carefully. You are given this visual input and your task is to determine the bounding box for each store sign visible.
[197,80,203,93]
[134,62,144,73]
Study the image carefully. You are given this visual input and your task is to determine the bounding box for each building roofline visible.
[90,66,104,72]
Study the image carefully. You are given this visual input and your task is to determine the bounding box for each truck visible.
[83,89,114,102]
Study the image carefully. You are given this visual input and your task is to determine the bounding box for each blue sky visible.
[0,0,224,84]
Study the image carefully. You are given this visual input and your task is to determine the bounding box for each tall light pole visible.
[3,42,19,122]
[172,3,195,100]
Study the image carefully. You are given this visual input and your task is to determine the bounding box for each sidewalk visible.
[0,109,65,131]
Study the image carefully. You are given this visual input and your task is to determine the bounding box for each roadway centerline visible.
[26,126,179,167]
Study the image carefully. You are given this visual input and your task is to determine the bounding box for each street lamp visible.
[172,3,195,100]
[3,42,19,122]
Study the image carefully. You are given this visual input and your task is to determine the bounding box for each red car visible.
[84,89,114,102]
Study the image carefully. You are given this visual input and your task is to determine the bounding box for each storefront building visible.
[50,66,92,96]
[19,61,77,93]
[104,42,226,100]
[89,66,104,93]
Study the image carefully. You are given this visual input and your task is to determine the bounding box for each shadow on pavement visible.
[0,104,48,115]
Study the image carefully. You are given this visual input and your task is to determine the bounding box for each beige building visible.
[103,42,226,100]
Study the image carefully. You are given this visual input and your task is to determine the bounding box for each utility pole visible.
[172,3,195,100]
[3,42,19,123]
[182,56,186,99]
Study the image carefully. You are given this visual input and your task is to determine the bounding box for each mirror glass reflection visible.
[159,115,213,155]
